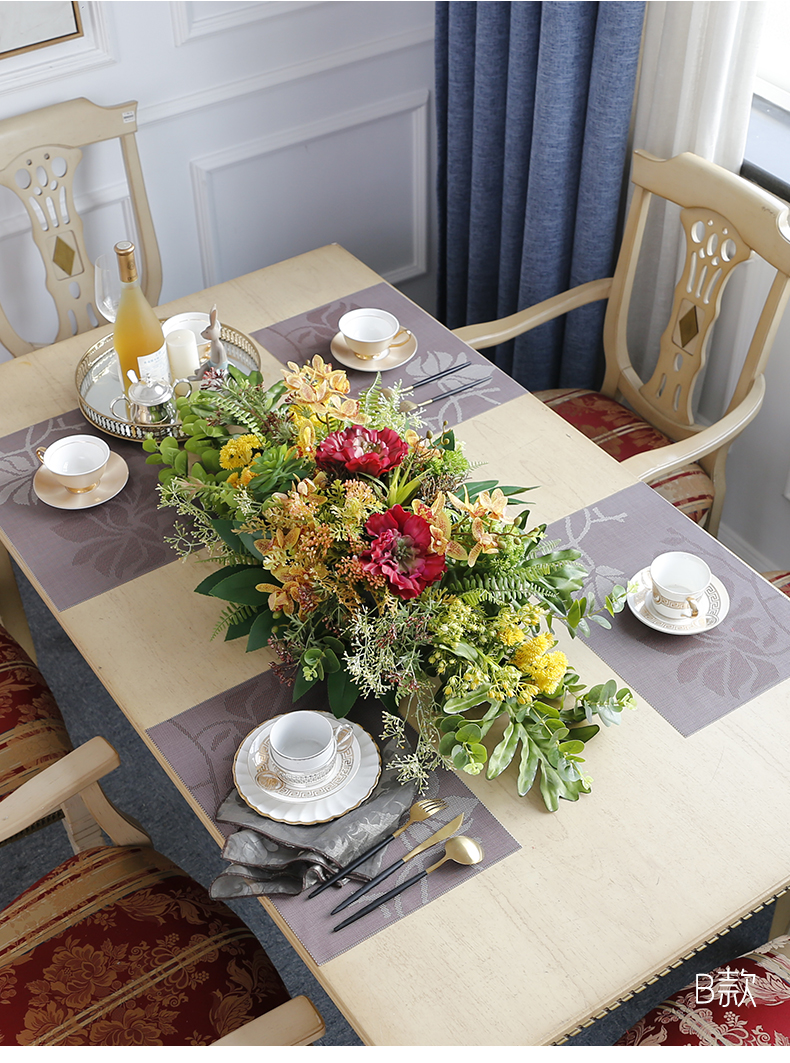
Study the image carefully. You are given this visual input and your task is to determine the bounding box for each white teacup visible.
[36,435,110,494]
[338,307,412,360]
[268,711,354,789]
[650,551,711,619]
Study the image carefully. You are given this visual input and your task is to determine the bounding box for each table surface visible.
[3,244,789,1047]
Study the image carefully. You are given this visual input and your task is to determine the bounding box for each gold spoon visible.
[308,797,448,897]
[333,835,484,931]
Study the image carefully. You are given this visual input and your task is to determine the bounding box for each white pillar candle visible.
[166,328,200,379]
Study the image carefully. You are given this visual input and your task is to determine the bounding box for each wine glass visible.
[93,253,121,323]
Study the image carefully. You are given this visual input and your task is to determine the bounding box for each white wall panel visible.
[0,1,436,360]
[191,90,428,288]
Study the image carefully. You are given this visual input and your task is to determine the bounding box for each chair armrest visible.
[210,996,326,1046]
[452,278,613,350]
[620,377,766,481]
[0,736,149,847]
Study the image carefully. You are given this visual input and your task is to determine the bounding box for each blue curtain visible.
[436,1,645,390]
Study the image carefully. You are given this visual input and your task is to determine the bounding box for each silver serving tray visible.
[76,324,261,442]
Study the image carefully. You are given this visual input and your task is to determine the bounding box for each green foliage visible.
[149,364,636,812]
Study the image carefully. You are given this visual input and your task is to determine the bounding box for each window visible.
[743,1,790,201]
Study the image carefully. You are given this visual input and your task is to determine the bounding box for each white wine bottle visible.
[113,241,168,392]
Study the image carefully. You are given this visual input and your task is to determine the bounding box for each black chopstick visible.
[417,376,491,407]
[407,361,471,391]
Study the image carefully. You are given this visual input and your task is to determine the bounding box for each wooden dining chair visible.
[0,96,163,657]
[0,96,161,355]
[454,150,790,537]
[615,934,790,1046]
[0,734,325,1045]
[0,622,324,1044]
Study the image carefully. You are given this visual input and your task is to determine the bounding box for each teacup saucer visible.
[627,566,730,635]
[233,713,381,824]
[329,330,418,373]
[33,452,129,510]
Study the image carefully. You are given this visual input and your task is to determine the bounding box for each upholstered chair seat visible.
[0,623,71,803]
[765,571,790,598]
[0,624,325,1046]
[535,388,714,526]
[0,844,292,1046]
[616,936,790,1046]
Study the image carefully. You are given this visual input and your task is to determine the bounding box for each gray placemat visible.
[545,481,790,736]
[0,408,178,610]
[252,281,525,432]
[146,671,521,965]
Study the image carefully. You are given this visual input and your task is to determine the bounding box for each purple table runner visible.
[147,671,520,965]
[546,481,790,736]
[252,282,526,433]
[0,408,178,610]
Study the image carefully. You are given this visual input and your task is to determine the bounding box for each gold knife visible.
[329,812,464,915]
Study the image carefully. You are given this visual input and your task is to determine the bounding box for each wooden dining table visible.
[2,243,790,1047]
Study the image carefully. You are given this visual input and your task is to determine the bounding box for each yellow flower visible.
[282,358,365,424]
[448,487,508,520]
[530,650,568,695]
[512,632,554,672]
[498,625,525,647]
[227,466,256,489]
[466,517,500,566]
[219,434,260,470]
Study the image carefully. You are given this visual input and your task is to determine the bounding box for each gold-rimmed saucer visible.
[626,566,730,635]
[233,713,381,825]
[329,330,418,373]
[33,452,129,510]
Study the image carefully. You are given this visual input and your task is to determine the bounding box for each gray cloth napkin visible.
[210,735,417,897]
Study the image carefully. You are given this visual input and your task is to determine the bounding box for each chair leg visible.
[62,780,152,853]
[0,547,36,661]
[770,890,790,939]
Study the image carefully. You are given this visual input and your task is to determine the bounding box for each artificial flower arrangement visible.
[144,358,634,811]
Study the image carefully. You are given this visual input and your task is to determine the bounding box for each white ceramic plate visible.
[329,330,417,373]
[234,713,381,824]
[627,566,730,635]
[33,452,129,510]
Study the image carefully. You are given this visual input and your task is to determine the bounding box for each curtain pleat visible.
[436,1,645,390]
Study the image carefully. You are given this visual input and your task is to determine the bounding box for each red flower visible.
[315,426,408,477]
[360,505,446,599]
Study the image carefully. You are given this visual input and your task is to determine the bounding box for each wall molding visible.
[0,3,114,96]
[190,89,429,288]
[170,1,325,46]
[718,519,779,573]
[140,24,433,126]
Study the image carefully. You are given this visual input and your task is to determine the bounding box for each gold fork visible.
[308,796,448,898]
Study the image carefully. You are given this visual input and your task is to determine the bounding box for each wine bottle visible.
[113,241,168,392]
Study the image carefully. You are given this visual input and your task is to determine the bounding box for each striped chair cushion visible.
[535,388,714,526]
[0,845,291,1046]
[765,572,790,598]
[0,623,71,801]
[616,936,790,1046]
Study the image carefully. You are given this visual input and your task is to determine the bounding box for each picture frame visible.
[0,2,84,61]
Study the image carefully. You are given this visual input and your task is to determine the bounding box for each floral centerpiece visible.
[144,358,634,811]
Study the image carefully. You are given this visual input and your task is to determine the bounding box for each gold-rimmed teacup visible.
[36,435,110,494]
[650,551,711,619]
[339,307,412,360]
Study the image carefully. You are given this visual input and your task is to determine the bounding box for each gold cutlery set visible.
[308,798,484,931]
